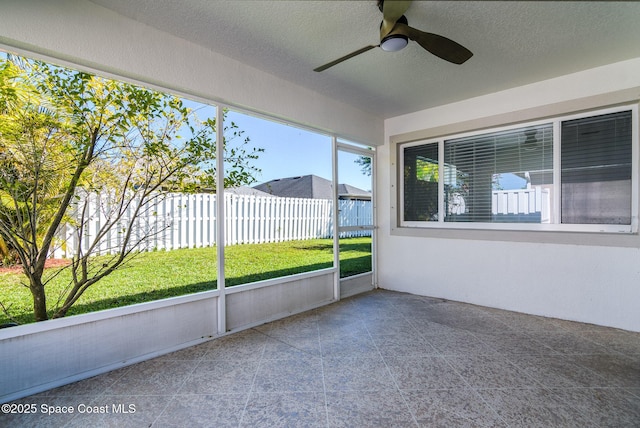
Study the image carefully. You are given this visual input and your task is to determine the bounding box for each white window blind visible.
[443,124,553,223]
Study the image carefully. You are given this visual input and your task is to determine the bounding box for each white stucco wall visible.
[0,0,382,146]
[379,58,640,332]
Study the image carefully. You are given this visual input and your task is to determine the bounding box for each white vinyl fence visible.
[54,193,372,258]
[492,187,550,222]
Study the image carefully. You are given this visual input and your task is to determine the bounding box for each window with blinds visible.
[444,124,553,223]
[561,111,632,225]
[399,105,636,232]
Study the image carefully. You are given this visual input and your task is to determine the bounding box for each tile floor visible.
[2,289,639,427]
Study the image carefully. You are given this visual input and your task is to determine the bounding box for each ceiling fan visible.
[314,0,473,72]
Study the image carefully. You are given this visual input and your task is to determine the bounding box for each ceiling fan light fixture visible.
[314,1,473,72]
[380,34,408,52]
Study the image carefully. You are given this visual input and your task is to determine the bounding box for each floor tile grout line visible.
[627,388,640,400]
[460,320,637,416]
[524,353,622,389]
[53,360,181,427]
[444,357,514,427]
[237,337,267,428]
[539,385,636,418]
[393,300,514,426]
[317,313,331,428]
[416,313,515,428]
[365,305,420,428]
[148,355,207,427]
[249,326,322,359]
[55,366,131,428]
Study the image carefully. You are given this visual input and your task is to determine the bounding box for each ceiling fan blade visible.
[314,45,378,72]
[380,0,412,38]
[395,23,473,64]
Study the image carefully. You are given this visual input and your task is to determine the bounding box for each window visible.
[403,143,439,221]
[400,106,637,233]
[561,111,632,225]
[444,123,553,224]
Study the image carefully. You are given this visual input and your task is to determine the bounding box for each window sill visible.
[400,221,635,234]
[391,223,640,248]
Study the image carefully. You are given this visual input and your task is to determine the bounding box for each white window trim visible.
[399,104,638,234]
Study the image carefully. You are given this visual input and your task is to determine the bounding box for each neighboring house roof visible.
[225,186,273,197]
[253,175,371,200]
[338,183,371,200]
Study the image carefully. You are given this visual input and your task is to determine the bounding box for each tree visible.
[0,55,262,321]
[355,155,372,176]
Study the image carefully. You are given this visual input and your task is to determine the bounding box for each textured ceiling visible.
[89,0,640,118]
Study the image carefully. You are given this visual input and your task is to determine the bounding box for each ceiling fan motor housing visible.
[380,15,409,51]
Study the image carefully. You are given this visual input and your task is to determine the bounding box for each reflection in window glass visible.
[444,124,553,223]
[561,111,632,225]
[403,143,439,221]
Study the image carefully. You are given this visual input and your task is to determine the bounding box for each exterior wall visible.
[0,0,383,146]
[379,58,640,332]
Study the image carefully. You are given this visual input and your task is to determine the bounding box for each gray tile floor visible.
[2,289,639,427]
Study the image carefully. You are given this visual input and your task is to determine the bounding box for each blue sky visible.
[186,101,372,191]
[227,110,373,191]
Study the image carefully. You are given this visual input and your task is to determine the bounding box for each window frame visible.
[399,104,638,234]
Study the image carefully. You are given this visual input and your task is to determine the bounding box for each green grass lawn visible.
[0,237,371,325]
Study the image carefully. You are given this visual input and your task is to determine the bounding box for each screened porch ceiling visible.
[88,0,640,118]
